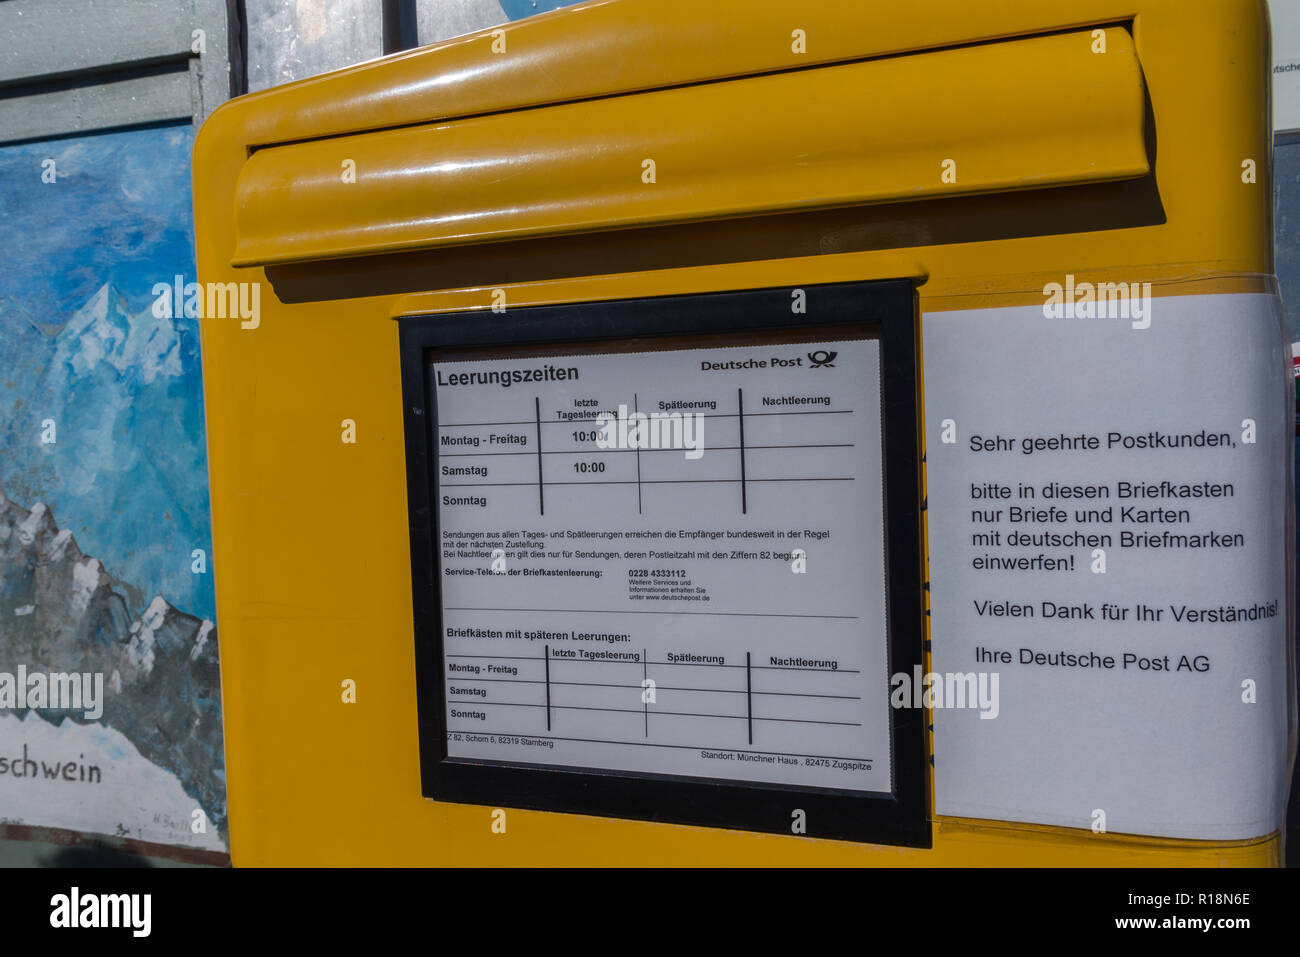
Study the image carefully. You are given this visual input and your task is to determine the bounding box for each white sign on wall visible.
[923,292,1291,840]
[1272,0,1300,131]
[430,337,895,792]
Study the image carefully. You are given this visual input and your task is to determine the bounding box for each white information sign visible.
[430,336,894,792]
[924,293,1291,840]
[1272,0,1300,132]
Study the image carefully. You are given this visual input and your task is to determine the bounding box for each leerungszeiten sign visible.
[431,338,891,791]
[400,281,926,845]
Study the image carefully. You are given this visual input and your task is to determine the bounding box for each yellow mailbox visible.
[194,0,1293,865]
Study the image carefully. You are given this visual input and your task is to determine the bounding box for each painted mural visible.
[0,0,588,864]
[0,124,226,856]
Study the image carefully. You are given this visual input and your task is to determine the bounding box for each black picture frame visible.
[397,279,928,847]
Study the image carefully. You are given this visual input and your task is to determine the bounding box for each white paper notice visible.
[430,337,893,792]
[925,293,1292,840]
[1272,0,1300,132]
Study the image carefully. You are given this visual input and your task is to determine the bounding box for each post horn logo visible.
[807,350,837,368]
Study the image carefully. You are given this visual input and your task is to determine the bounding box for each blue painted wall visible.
[0,122,227,855]
[500,0,585,19]
[0,124,216,625]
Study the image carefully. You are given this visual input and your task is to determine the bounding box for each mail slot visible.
[194,0,1292,865]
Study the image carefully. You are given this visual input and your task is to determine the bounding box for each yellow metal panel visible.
[219,0,1259,148]
[231,29,1148,267]
[192,0,1283,865]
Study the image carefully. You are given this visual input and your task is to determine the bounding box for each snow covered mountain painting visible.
[0,486,227,853]
[9,282,216,622]
[0,125,227,857]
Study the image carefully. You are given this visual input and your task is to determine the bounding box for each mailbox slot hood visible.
[230,27,1149,268]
